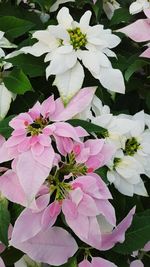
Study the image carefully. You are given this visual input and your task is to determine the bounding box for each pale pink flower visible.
[0,87,95,164]
[79,257,117,267]
[62,174,135,250]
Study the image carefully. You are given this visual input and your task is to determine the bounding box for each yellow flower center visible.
[68,27,87,50]
[124,137,140,156]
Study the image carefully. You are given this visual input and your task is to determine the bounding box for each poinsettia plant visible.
[0,0,150,267]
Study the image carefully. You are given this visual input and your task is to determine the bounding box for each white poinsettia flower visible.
[50,0,75,12]
[129,0,150,15]
[21,7,125,103]
[107,150,148,197]
[15,255,42,267]
[103,0,120,19]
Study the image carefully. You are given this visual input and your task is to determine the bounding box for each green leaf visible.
[110,8,132,26]
[114,210,150,254]
[0,16,35,39]
[125,59,150,81]
[50,257,77,267]
[4,68,33,95]
[0,115,15,138]
[68,119,108,137]
[0,198,10,246]
[5,54,46,78]
[1,247,24,266]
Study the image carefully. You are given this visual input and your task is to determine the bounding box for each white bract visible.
[21,7,125,104]
[78,97,150,197]
[0,31,17,120]
[107,150,148,197]
[129,0,150,15]
[103,0,120,19]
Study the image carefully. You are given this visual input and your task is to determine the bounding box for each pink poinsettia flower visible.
[79,257,117,267]
[62,174,135,250]
[0,87,95,164]
[118,10,150,58]
[73,139,115,172]
[11,172,135,263]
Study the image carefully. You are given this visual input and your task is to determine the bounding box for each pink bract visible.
[79,257,117,267]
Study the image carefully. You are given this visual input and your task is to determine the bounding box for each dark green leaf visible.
[5,54,46,78]
[114,210,150,254]
[0,16,35,39]
[95,166,109,184]
[0,115,15,138]
[110,8,132,26]
[125,59,150,81]
[0,198,10,246]
[1,247,24,266]
[4,68,33,95]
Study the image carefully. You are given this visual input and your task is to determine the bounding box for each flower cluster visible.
[79,96,150,196]
[0,1,149,266]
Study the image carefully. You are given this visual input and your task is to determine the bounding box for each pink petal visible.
[85,139,104,155]
[41,202,61,229]
[92,257,117,267]
[41,95,56,117]
[118,19,150,42]
[130,260,144,267]
[31,142,44,156]
[0,258,5,267]
[11,227,78,266]
[16,151,50,204]
[9,113,33,129]
[33,146,55,168]
[95,199,116,226]
[0,170,27,206]
[53,122,81,141]
[100,207,136,250]
[11,208,44,243]
[51,87,96,121]
[144,9,150,18]
[79,260,91,267]
[140,47,150,58]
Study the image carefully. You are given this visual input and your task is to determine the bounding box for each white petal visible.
[0,47,5,57]
[98,67,125,94]
[46,50,77,75]
[53,61,84,104]
[79,11,92,32]
[129,2,143,15]
[21,43,50,57]
[57,7,73,29]
[0,83,13,120]
[134,181,148,197]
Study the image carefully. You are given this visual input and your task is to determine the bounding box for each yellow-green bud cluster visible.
[124,137,140,156]
[113,157,121,169]
[26,117,48,136]
[68,27,87,50]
